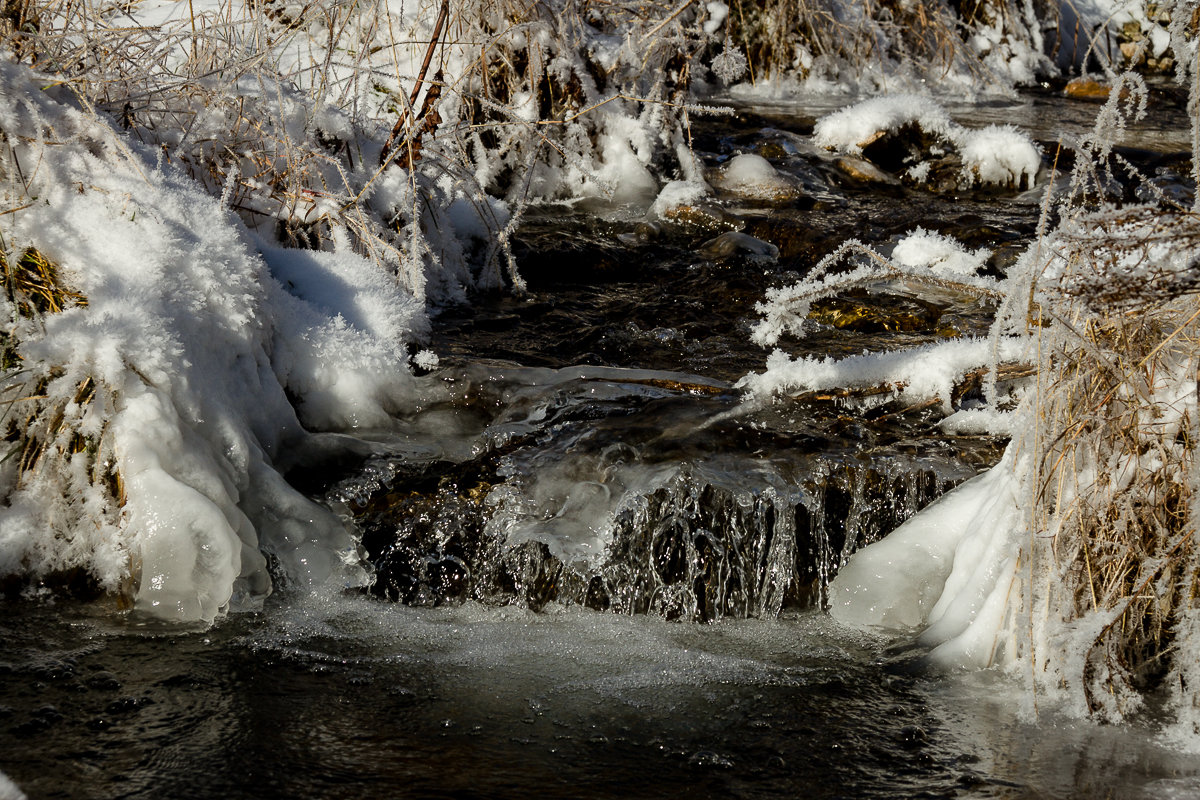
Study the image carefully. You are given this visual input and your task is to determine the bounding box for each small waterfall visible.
[329,368,995,620]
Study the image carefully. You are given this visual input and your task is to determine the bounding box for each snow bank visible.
[0,60,424,620]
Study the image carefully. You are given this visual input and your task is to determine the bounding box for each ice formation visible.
[814,95,1042,189]
[711,153,803,201]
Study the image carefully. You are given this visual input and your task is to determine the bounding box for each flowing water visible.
[3,86,1198,798]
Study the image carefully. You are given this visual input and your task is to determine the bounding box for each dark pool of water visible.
[2,596,1198,799]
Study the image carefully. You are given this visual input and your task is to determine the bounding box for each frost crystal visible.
[710,46,748,84]
[413,349,440,370]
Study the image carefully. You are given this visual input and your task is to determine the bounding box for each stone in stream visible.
[834,156,900,186]
[658,203,744,233]
[698,231,780,261]
[709,153,804,203]
[808,292,946,333]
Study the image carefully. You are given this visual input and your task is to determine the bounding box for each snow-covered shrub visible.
[0,60,432,618]
[820,23,1200,731]
[831,206,1200,722]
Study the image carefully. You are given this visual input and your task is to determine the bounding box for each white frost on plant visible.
[738,337,1030,413]
[891,228,991,278]
[413,349,440,371]
[711,45,749,85]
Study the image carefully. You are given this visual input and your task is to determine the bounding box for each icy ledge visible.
[828,449,1023,668]
[0,60,425,621]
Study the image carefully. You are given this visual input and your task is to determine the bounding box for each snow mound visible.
[891,228,991,278]
[0,59,424,621]
[813,95,956,152]
[711,154,802,201]
[957,125,1042,188]
[651,180,712,220]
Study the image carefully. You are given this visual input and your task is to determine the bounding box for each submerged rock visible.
[1064,78,1114,101]
[659,203,744,233]
[808,292,946,333]
[698,231,780,261]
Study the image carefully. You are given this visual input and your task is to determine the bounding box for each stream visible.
[3,84,1199,798]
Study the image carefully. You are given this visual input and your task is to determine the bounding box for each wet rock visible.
[659,203,743,233]
[742,213,855,261]
[859,123,941,174]
[1064,78,1113,102]
[808,292,945,333]
[698,231,779,261]
[986,241,1025,277]
[834,156,900,186]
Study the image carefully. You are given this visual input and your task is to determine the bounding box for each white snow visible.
[957,126,1042,189]
[891,228,991,278]
[814,95,1041,189]
[0,59,422,620]
[814,95,957,153]
[0,770,25,800]
[651,179,712,219]
[704,1,729,35]
[711,153,801,200]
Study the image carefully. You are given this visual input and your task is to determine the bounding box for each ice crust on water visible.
[0,60,422,620]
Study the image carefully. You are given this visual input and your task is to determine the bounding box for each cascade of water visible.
[332,382,988,620]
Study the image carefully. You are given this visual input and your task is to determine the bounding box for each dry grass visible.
[1020,207,1200,715]
[2,246,86,318]
[725,0,1024,87]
